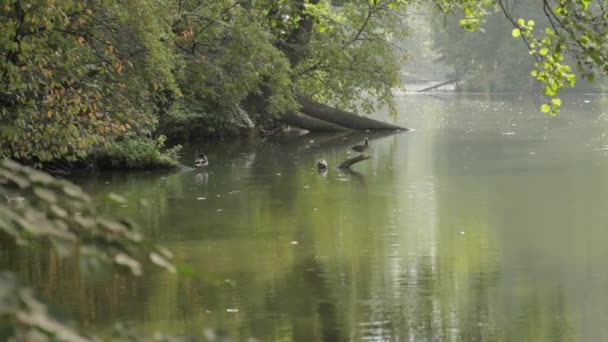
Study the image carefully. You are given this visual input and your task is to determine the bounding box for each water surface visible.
[6,94,608,341]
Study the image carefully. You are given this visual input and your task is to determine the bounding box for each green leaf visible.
[566,74,577,86]
[33,187,57,203]
[541,104,551,113]
[551,98,562,106]
[114,253,142,276]
[512,28,521,38]
[539,47,549,55]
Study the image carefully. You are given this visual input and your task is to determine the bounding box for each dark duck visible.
[351,138,369,153]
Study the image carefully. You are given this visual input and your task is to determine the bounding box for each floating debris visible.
[226,308,239,313]
[290,241,299,245]
[196,197,206,200]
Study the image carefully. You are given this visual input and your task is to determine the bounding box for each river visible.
[6,93,608,341]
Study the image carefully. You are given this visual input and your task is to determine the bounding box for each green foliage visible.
[0,159,176,340]
[0,159,175,274]
[0,0,178,164]
[433,0,494,31]
[170,0,297,121]
[4,0,608,167]
[294,1,409,116]
[431,5,537,93]
[161,105,255,140]
[437,0,608,114]
[162,0,411,132]
[0,272,89,342]
[97,135,181,169]
[517,0,608,114]
[508,15,576,115]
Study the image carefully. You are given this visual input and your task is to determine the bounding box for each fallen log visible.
[337,154,371,169]
[297,97,406,131]
[280,111,349,131]
[417,79,459,92]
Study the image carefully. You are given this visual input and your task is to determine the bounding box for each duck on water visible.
[351,138,369,153]
[317,159,328,170]
[194,154,209,167]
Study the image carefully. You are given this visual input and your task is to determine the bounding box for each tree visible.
[3,0,608,166]
[433,0,608,113]
[291,0,408,116]
[0,0,178,164]
[430,2,537,92]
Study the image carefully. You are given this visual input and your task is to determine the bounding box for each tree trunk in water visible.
[295,97,406,131]
[280,112,350,131]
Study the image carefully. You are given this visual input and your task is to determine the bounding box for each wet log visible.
[280,111,349,131]
[297,97,406,131]
[336,154,371,169]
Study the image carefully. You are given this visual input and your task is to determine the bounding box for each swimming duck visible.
[317,159,328,170]
[351,138,369,153]
[194,154,209,167]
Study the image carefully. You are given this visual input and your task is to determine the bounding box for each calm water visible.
[6,94,608,341]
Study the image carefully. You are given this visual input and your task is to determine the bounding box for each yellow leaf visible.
[512,28,521,38]
[551,98,562,106]
[541,104,551,113]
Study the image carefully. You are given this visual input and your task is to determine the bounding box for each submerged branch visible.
[337,154,371,169]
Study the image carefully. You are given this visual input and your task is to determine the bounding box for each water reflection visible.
[3,95,608,340]
[195,170,209,185]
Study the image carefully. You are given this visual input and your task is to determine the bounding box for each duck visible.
[194,154,209,167]
[317,159,328,170]
[351,138,369,153]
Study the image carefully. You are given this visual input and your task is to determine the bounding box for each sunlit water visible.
[5,94,608,341]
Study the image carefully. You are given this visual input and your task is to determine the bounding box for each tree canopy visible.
[436,0,608,113]
[1,0,608,164]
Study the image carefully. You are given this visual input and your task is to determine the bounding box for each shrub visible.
[97,135,181,169]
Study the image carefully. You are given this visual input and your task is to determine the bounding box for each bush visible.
[159,104,256,142]
[97,135,182,169]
